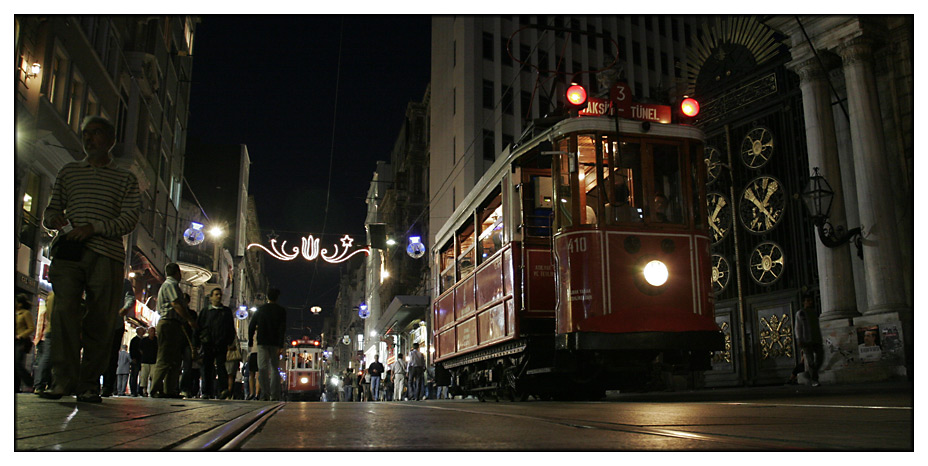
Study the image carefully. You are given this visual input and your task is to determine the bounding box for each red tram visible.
[282,338,326,401]
[431,98,722,401]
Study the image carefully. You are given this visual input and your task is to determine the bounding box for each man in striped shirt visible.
[40,116,141,403]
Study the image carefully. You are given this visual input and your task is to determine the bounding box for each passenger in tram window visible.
[612,182,640,223]
[653,193,670,222]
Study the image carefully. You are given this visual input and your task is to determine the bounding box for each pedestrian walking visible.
[248,288,287,401]
[198,288,235,399]
[15,294,36,393]
[246,345,260,400]
[128,327,145,396]
[138,327,158,396]
[407,343,426,401]
[367,355,385,401]
[343,367,355,401]
[226,342,243,399]
[179,303,200,399]
[32,292,54,395]
[391,354,407,401]
[115,345,131,396]
[102,279,134,397]
[794,294,824,387]
[39,115,141,403]
[435,363,451,399]
[149,263,198,398]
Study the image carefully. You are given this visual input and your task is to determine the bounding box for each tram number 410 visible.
[567,237,588,253]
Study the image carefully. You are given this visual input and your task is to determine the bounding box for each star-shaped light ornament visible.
[340,235,355,249]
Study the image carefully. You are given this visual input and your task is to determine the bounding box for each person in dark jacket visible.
[128,327,145,396]
[793,294,824,387]
[138,327,158,396]
[248,288,287,401]
[198,288,235,399]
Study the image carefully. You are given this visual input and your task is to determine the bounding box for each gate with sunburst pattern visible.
[683,16,820,386]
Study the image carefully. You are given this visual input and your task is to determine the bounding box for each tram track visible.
[405,402,837,450]
[171,402,285,451]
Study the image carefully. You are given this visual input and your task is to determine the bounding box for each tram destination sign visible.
[579,97,671,124]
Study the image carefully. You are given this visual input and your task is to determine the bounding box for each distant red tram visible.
[283,338,326,401]
[432,110,722,400]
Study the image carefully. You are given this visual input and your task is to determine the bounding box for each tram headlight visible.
[300,376,309,384]
[643,260,669,287]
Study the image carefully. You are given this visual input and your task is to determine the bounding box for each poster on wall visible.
[856,325,882,363]
[878,323,905,364]
[822,327,857,369]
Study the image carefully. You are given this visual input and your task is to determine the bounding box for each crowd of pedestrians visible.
[13,115,284,403]
[335,342,453,403]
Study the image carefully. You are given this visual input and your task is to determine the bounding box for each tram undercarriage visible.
[444,333,718,401]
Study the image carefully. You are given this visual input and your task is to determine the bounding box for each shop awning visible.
[376,295,430,336]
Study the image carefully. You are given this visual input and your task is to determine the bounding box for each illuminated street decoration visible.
[247,234,370,264]
[407,236,426,259]
[183,222,206,246]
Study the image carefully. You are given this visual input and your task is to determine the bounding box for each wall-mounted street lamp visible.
[310,306,322,314]
[19,58,41,88]
[801,167,863,259]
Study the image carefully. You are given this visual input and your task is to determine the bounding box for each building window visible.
[632,41,641,66]
[501,86,513,115]
[645,16,653,31]
[117,89,128,142]
[502,133,513,152]
[647,47,655,71]
[452,137,456,165]
[602,29,612,53]
[453,39,456,68]
[501,38,512,66]
[67,70,86,133]
[661,52,669,75]
[587,25,597,51]
[48,48,69,114]
[571,19,581,44]
[483,32,494,61]
[538,50,548,76]
[483,129,495,161]
[520,44,531,62]
[572,60,582,74]
[452,87,456,115]
[521,90,532,118]
[85,90,100,121]
[483,79,494,109]
[684,23,692,47]
[659,17,667,37]
[672,19,679,41]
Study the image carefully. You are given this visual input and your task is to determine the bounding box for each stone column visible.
[837,37,908,319]
[792,57,859,321]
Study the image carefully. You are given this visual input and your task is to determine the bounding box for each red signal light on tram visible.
[680,98,700,117]
[291,340,298,347]
[566,84,588,106]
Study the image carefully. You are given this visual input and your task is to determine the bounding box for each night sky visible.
[186,15,431,339]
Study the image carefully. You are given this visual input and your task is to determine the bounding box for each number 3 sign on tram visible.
[609,82,632,115]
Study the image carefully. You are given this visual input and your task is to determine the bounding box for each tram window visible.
[477,192,503,263]
[651,144,684,224]
[457,223,476,278]
[555,139,574,229]
[608,140,643,223]
[439,240,455,292]
[577,135,599,225]
[525,175,552,237]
